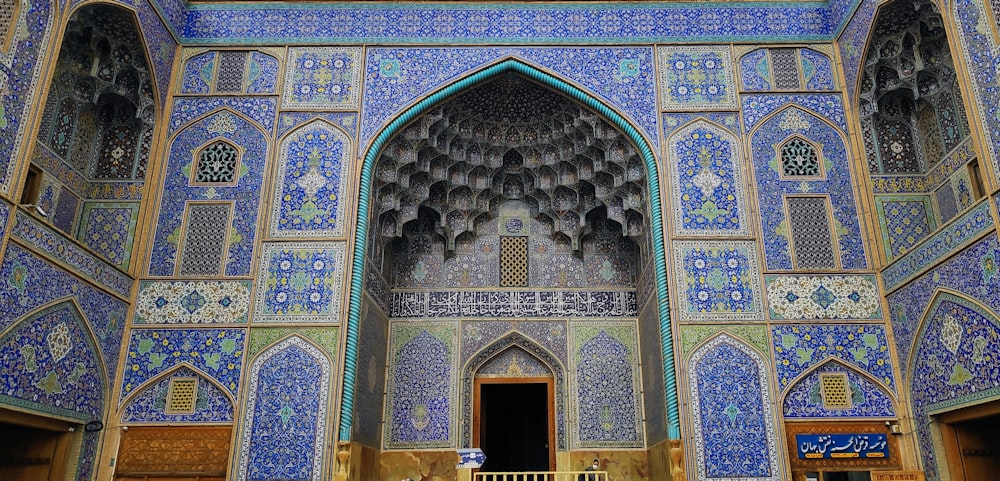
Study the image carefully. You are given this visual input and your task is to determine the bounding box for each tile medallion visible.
[77,202,140,270]
[390,290,637,319]
[657,46,737,111]
[688,334,780,481]
[253,242,347,324]
[782,360,896,419]
[134,281,252,324]
[764,275,882,320]
[238,336,330,481]
[673,240,764,322]
[771,324,895,393]
[362,47,657,149]
[385,322,458,449]
[666,120,748,236]
[282,47,363,110]
[120,367,234,423]
[269,120,352,238]
[121,328,245,401]
[570,323,643,448]
[883,198,994,291]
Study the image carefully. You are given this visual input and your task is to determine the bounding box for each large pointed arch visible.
[340,58,677,441]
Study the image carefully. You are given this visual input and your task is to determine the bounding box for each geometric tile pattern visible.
[120,367,234,423]
[882,199,993,290]
[571,324,643,448]
[150,111,269,277]
[385,322,457,449]
[954,0,1000,181]
[771,324,895,393]
[657,46,737,111]
[0,301,105,420]
[786,196,838,269]
[749,106,867,270]
[282,47,362,110]
[269,121,351,238]
[389,290,637,318]
[782,360,897,419]
[909,292,1000,480]
[666,121,748,236]
[120,328,245,401]
[361,47,658,148]
[253,242,347,324]
[134,281,252,324]
[875,195,936,261]
[77,202,140,269]
[178,203,231,277]
[764,275,882,320]
[688,334,779,481]
[238,336,330,481]
[673,240,764,321]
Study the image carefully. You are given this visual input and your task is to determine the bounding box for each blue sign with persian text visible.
[796,434,889,459]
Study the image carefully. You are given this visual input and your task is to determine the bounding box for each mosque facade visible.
[0,0,999,480]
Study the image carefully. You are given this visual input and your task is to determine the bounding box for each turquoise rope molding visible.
[339,59,681,442]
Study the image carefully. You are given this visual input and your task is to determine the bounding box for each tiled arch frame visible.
[779,357,899,419]
[116,362,236,423]
[460,332,566,450]
[340,58,679,440]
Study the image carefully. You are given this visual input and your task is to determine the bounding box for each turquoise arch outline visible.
[339,58,680,441]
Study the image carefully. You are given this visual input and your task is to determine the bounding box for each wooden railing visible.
[473,471,609,481]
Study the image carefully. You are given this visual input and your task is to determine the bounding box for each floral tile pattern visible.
[120,367,234,423]
[253,242,347,324]
[764,275,882,320]
[673,240,764,321]
[666,120,748,236]
[134,281,252,324]
[77,202,140,270]
[875,195,936,261]
[782,360,896,418]
[238,336,330,481]
[269,121,352,238]
[688,334,779,481]
[121,328,245,401]
[771,324,895,392]
[570,323,643,448]
[657,46,737,111]
[282,47,362,110]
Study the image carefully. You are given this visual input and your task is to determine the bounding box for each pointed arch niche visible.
[118,364,235,424]
[342,59,680,448]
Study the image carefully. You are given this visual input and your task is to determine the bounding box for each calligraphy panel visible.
[784,422,901,471]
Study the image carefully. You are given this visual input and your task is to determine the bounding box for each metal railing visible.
[474,471,609,481]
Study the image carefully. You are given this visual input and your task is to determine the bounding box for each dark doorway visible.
[478,381,551,473]
[0,409,76,481]
[937,399,1000,481]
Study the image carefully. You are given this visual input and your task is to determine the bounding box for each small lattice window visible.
[780,138,821,177]
[770,48,801,90]
[0,0,18,52]
[500,236,528,287]
[787,196,838,269]
[819,373,851,409]
[165,377,199,414]
[194,141,239,184]
[215,51,248,93]
[178,203,231,276]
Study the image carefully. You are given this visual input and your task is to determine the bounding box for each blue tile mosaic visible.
[253,242,347,324]
[772,324,895,392]
[385,323,457,449]
[0,301,105,420]
[800,48,836,91]
[121,328,245,401]
[782,360,896,418]
[461,321,567,366]
[665,120,748,236]
[168,97,277,135]
[0,199,8,240]
[277,112,357,139]
[135,0,177,109]
[120,367,234,423]
[178,4,840,45]
[0,244,127,385]
[887,232,1000,381]
[688,335,779,480]
[673,240,764,321]
[149,110,269,277]
[270,121,352,238]
[283,47,362,110]
[954,0,1000,179]
[764,274,882,320]
[662,112,740,138]
[909,292,1000,480]
[361,47,658,149]
[748,107,868,270]
[657,46,737,111]
[0,0,52,196]
[875,196,936,261]
[477,347,551,378]
[247,51,280,95]
[238,336,330,481]
[77,202,141,270]
[741,94,847,132]
[390,290,637,319]
[882,199,994,290]
[739,48,772,91]
[572,325,643,448]
[837,0,877,103]
[179,51,215,94]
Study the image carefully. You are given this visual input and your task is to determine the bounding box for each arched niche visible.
[119,364,235,424]
[781,359,897,419]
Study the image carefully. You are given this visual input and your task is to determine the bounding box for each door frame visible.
[935,398,1000,481]
[473,376,555,471]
